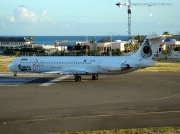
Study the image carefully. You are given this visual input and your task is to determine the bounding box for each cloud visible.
[157,21,165,26]
[3,6,53,24]
[0,22,6,29]
[173,21,180,25]
[18,5,26,8]
[41,10,47,17]
[61,23,71,29]
[156,21,172,26]
[6,16,15,23]
[40,10,53,23]
[0,6,55,35]
[13,6,37,23]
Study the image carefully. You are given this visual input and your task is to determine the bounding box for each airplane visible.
[8,34,165,82]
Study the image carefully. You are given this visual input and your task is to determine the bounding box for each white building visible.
[0,37,31,49]
[89,40,137,52]
[175,41,180,46]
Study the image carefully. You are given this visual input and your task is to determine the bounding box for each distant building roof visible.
[97,37,112,43]
[163,39,176,44]
[0,37,29,42]
[164,39,176,42]
[59,41,76,47]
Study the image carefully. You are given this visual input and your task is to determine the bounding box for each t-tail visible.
[131,35,166,60]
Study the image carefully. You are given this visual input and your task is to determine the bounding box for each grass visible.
[136,60,180,72]
[48,126,180,134]
[0,55,180,72]
[0,55,16,72]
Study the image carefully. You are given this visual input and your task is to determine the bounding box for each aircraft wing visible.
[42,68,89,75]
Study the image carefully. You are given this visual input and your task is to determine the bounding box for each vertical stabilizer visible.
[131,35,166,60]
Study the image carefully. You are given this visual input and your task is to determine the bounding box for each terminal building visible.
[89,37,137,53]
[0,37,31,49]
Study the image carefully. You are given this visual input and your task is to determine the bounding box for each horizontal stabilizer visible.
[146,34,165,40]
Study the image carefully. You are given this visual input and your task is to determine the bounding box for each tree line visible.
[2,33,180,57]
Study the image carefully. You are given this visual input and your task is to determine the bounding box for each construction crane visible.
[116,1,172,37]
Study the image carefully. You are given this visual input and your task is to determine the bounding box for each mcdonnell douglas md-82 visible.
[8,35,165,82]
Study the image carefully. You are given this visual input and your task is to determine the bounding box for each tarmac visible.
[0,72,180,134]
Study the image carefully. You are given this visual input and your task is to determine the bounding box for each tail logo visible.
[141,39,152,58]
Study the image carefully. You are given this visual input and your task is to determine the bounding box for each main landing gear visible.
[74,75,82,82]
[92,74,98,80]
[74,74,99,82]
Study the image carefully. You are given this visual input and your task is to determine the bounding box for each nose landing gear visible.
[13,72,17,77]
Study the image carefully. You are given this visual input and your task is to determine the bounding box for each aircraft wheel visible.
[75,75,81,82]
[79,76,82,82]
[14,73,17,77]
[95,75,98,80]
[75,76,79,82]
[92,75,96,80]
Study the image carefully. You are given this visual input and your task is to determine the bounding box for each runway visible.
[0,72,180,134]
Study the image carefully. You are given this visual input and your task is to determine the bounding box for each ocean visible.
[32,36,130,45]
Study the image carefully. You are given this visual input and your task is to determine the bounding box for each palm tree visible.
[124,43,131,53]
[135,35,145,44]
[162,31,170,35]
[132,43,139,52]
[26,36,34,42]
[92,36,96,43]
[161,47,171,60]
[124,43,133,53]
[91,36,96,50]
[124,43,139,53]
[112,49,122,56]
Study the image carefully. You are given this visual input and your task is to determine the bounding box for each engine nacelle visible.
[121,63,130,71]
[99,62,130,71]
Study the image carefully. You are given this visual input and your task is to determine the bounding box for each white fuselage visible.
[8,56,155,75]
[7,35,165,81]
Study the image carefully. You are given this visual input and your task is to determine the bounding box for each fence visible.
[153,52,180,60]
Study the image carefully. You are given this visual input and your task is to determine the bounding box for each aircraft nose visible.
[8,63,13,71]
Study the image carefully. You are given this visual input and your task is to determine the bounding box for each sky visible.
[0,0,179,36]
